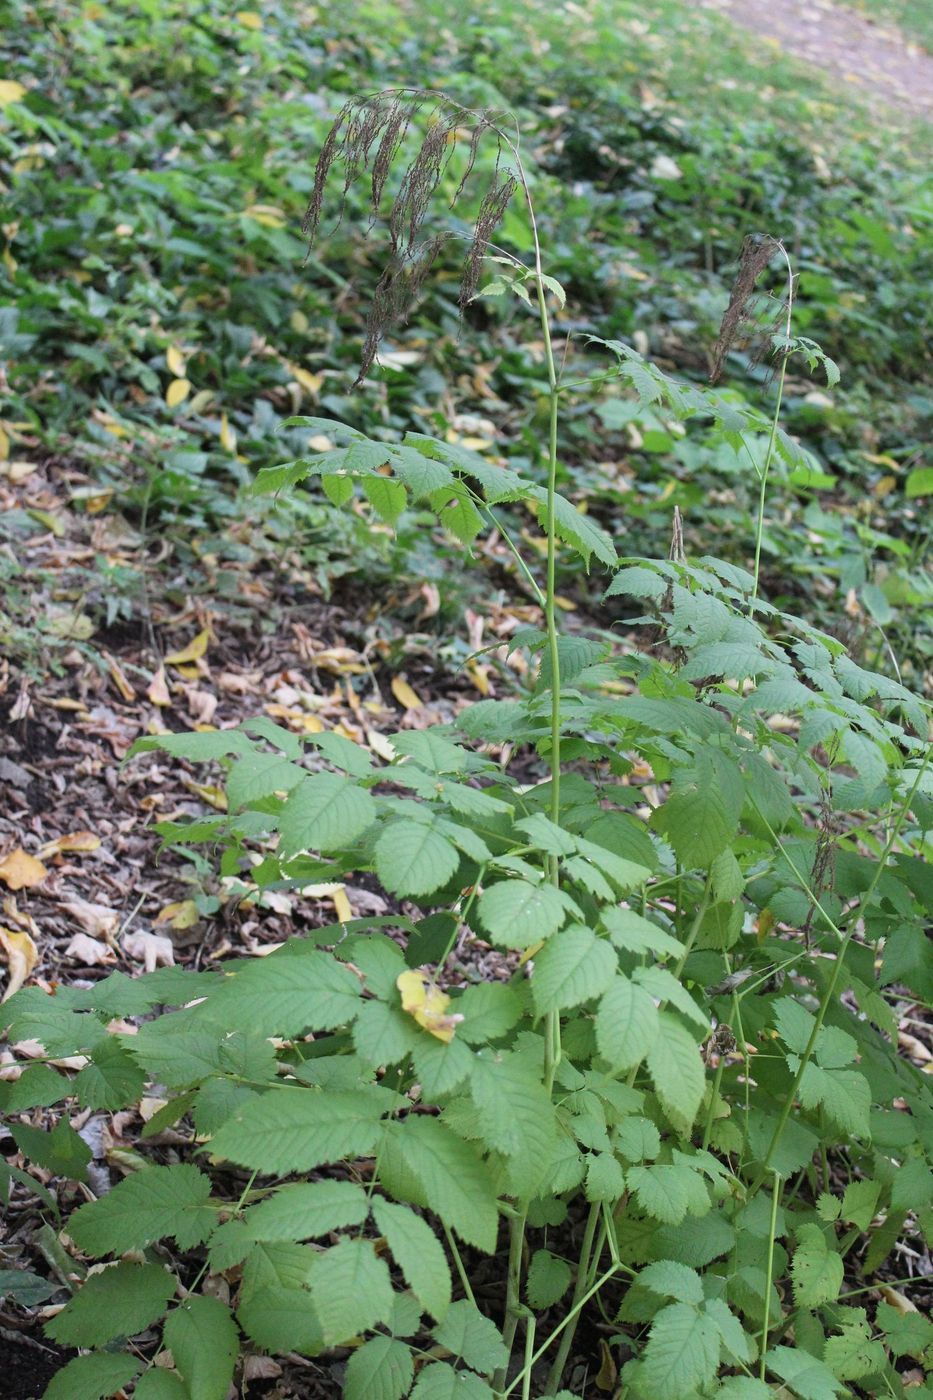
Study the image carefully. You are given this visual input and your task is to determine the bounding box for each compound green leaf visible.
[43,1352,142,1400]
[209,1087,388,1172]
[163,1295,238,1400]
[69,1164,216,1255]
[45,1262,175,1346]
[596,975,659,1072]
[640,1302,721,1400]
[244,1179,370,1241]
[346,1336,415,1400]
[532,926,617,1014]
[375,820,460,897]
[477,878,565,949]
[411,1362,496,1399]
[646,1012,706,1130]
[309,1237,394,1345]
[791,1224,844,1308]
[379,1118,499,1253]
[432,1299,509,1373]
[526,1249,572,1309]
[279,772,377,856]
[372,1196,452,1321]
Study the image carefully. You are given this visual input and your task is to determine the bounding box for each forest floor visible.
[705,0,933,117]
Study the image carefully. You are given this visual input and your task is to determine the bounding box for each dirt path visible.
[703,0,933,119]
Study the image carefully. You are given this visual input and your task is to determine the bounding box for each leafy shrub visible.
[3,90,931,1400]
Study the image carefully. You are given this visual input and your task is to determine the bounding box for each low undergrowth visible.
[2,90,931,1400]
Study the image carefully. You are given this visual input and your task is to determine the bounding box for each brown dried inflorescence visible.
[303,91,520,383]
[710,234,782,383]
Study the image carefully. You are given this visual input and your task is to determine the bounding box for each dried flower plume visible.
[303,90,520,383]
[710,233,787,383]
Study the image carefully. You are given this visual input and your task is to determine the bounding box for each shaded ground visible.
[705,0,933,116]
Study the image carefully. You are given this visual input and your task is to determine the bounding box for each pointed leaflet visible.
[346,1336,415,1400]
[432,1299,509,1373]
[279,772,377,856]
[309,1237,394,1345]
[526,1250,572,1309]
[244,1180,369,1241]
[236,1241,321,1353]
[163,1295,238,1400]
[209,1086,389,1173]
[193,950,361,1036]
[45,1262,175,1347]
[477,878,565,949]
[378,1117,499,1252]
[135,1374,189,1400]
[411,1364,496,1399]
[596,974,659,1071]
[646,1012,706,1130]
[42,1353,142,1400]
[791,1224,844,1308]
[639,1302,721,1400]
[468,1053,557,1187]
[73,1038,146,1110]
[68,1165,216,1255]
[372,1196,452,1321]
[532,926,617,1013]
[375,820,460,897]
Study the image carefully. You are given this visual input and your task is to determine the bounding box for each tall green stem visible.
[751,751,929,1191]
[542,1202,600,1395]
[751,242,794,605]
[494,1206,529,1392]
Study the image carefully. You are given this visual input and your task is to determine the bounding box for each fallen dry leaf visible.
[0,923,39,1000]
[122,929,175,971]
[147,666,172,706]
[0,848,49,890]
[396,969,462,1043]
[155,900,200,930]
[391,675,424,710]
[164,628,210,667]
[65,932,117,967]
[186,688,218,724]
[39,831,102,859]
[60,895,119,940]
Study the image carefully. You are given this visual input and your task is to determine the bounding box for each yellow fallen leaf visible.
[237,10,263,28]
[0,849,48,890]
[219,412,236,453]
[873,475,896,498]
[0,80,27,109]
[0,424,9,459]
[877,1286,918,1314]
[391,676,423,710]
[180,777,227,810]
[756,909,775,943]
[289,365,323,395]
[39,831,101,858]
[147,665,172,706]
[166,377,191,407]
[465,660,491,696]
[164,629,210,666]
[396,970,462,1043]
[155,899,201,930]
[332,887,353,923]
[0,924,38,1000]
[290,310,309,334]
[107,654,136,702]
[0,459,36,482]
[166,345,186,377]
[188,388,215,415]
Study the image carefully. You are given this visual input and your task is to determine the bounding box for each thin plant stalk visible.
[750,750,930,1191]
[751,242,794,605]
[542,1202,600,1395]
[494,1206,529,1391]
[760,1171,782,1377]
